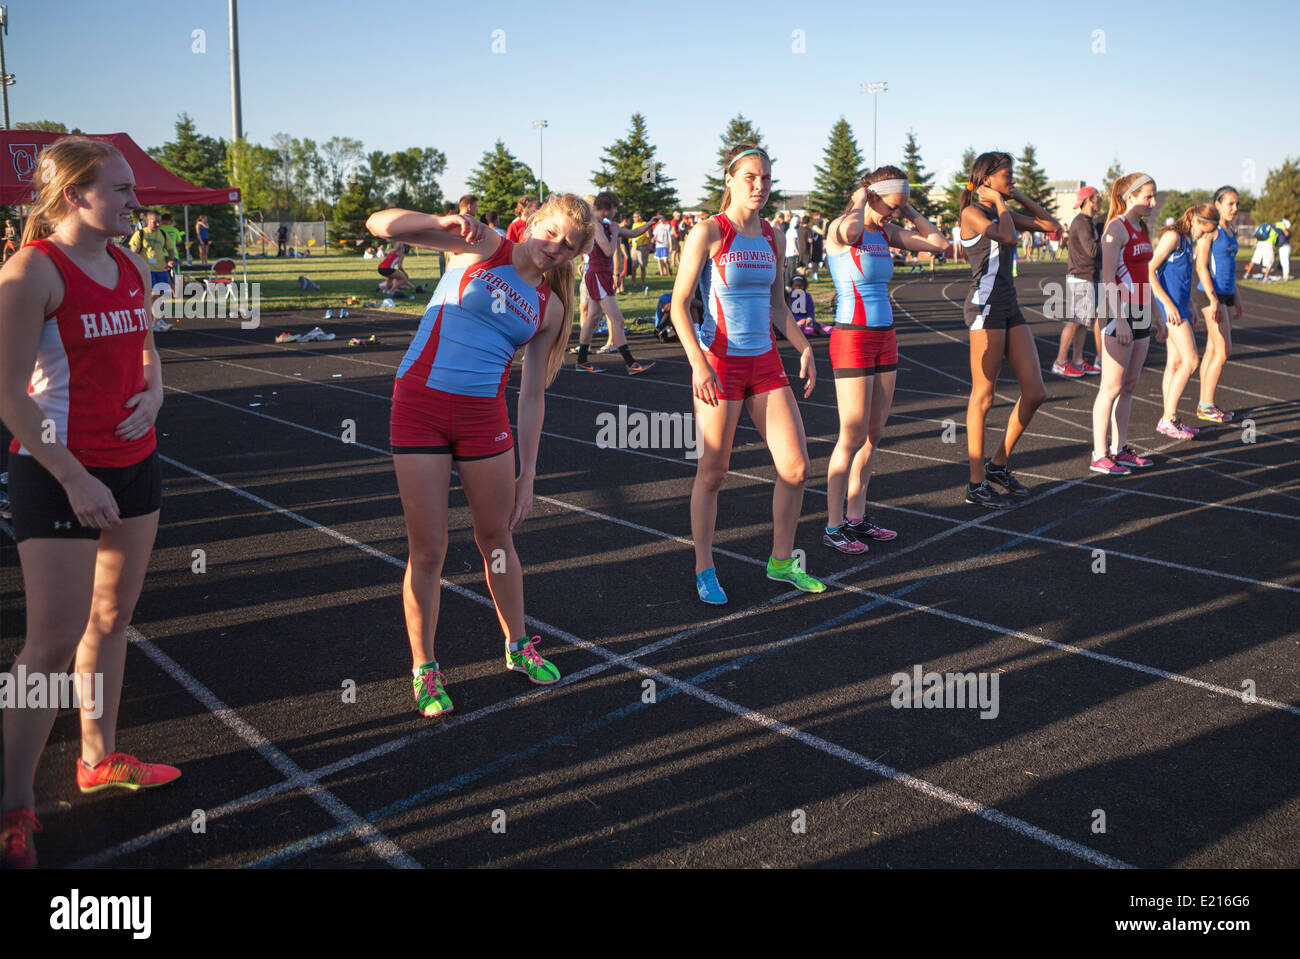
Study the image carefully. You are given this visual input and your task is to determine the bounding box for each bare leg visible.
[967,329,1005,484]
[76,511,159,766]
[848,371,896,517]
[989,324,1046,467]
[2,538,99,812]
[458,451,525,641]
[690,395,744,573]
[1092,334,1130,459]
[826,374,868,529]
[393,454,452,667]
[746,387,811,560]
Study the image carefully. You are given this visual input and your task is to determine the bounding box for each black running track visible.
[3,263,1298,877]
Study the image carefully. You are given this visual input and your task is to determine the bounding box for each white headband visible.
[1124,174,1152,199]
[869,179,910,197]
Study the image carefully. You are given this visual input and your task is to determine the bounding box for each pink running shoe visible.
[1173,419,1200,436]
[1156,418,1195,440]
[1112,446,1154,469]
[1090,455,1130,475]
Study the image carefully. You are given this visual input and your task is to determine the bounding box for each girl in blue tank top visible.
[669,143,825,604]
[367,195,596,717]
[1150,203,1220,439]
[821,167,949,554]
[1192,186,1243,423]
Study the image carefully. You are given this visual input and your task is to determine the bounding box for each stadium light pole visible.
[229,0,247,282]
[859,81,888,170]
[0,6,13,130]
[533,120,547,201]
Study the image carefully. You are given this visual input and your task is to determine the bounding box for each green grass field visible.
[196,247,1296,325]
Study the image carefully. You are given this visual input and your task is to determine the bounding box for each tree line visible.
[9,117,1298,255]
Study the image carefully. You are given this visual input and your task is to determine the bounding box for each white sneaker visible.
[152,319,174,332]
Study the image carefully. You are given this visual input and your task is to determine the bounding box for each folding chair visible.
[202,258,238,306]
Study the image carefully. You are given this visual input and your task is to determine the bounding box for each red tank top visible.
[587,219,615,273]
[379,249,401,270]
[9,240,156,468]
[1115,217,1152,310]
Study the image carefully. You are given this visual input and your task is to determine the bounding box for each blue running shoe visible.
[696,567,728,605]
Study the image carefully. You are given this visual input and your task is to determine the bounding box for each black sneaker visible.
[965,481,1013,510]
[0,488,10,522]
[984,460,1031,498]
[823,525,868,554]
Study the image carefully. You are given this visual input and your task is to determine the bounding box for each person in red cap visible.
[1053,185,1104,377]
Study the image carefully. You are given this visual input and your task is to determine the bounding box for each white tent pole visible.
[238,202,248,287]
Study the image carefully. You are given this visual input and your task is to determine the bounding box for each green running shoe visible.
[506,636,561,685]
[766,555,826,593]
[413,662,453,717]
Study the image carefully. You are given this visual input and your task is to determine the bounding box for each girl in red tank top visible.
[1090,172,1167,475]
[0,138,178,869]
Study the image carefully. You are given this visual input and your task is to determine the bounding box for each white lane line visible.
[159,344,1300,524]
[116,626,418,869]
[82,451,1129,869]
[905,281,1300,500]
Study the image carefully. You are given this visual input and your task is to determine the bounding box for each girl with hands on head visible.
[671,143,824,606]
[958,152,1060,509]
[367,195,595,718]
[0,137,178,870]
[822,166,950,552]
[1150,202,1219,440]
[1090,171,1163,475]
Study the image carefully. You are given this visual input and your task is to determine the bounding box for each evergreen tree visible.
[149,114,237,257]
[1014,143,1054,217]
[1100,156,1124,204]
[808,118,863,219]
[942,146,977,225]
[699,114,782,215]
[466,140,537,222]
[592,113,678,215]
[900,130,939,218]
[331,174,382,250]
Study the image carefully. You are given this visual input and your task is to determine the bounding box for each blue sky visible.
[9,0,1298,206]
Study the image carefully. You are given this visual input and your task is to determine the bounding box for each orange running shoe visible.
[1,808,42,869]
[76,752,181,794]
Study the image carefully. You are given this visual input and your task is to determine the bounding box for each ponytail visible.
[960,151,1013,214]
[526,192,596,387]
[1161,201,1218,239]
[20,136,123,246]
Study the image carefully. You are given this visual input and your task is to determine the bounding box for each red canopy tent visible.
[0,130,246,282]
